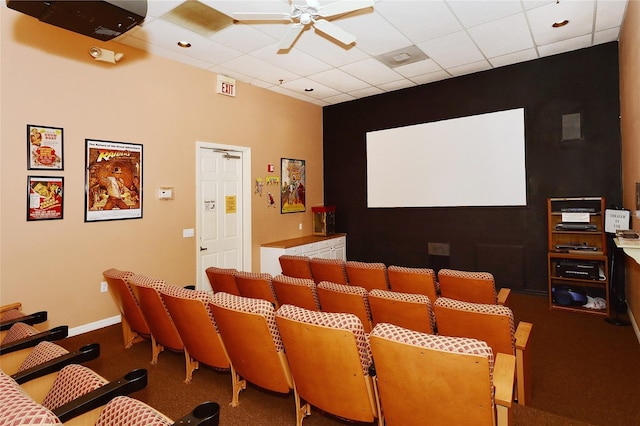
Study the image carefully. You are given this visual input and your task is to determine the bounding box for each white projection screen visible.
[366,108,526,208]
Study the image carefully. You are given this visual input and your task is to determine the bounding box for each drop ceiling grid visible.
[114,0,628,106]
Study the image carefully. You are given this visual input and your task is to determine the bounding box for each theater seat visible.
[234,271,280,308]
[309,258,348,285]
[272,275,321,311]
[102,268,151,348]
[438,268,511,305]
[205,267,240,295]
[387,265,439,304]
[370,322,515,426]
[278,255,313,280]
[275,304,382,426]
[316,281,373,332]
[367,289,436,334]
[345,261,390,291]
[210,293,294,407]
[433,296,533,405]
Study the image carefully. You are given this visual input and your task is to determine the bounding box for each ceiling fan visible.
[232,0,375,50]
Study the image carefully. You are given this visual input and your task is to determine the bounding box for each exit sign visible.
[216,75,236,97]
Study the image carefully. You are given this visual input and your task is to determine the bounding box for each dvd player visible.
[555,243,599,251]
[555,223,597,231]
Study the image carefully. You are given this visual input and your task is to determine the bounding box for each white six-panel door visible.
[196,142,251,292]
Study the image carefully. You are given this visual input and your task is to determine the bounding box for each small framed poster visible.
[27,176,63,221]
[281,158,305,214]
[27,124,63,170]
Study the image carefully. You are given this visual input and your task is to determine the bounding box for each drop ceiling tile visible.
[221,55,301,86]
[595,0,628,31]
[468,13,534,58]
[208,65,272,88]
[417,31,485,69]
[537,34,593,57]
[393,58,443,79]
[267,85,320,104]
[339,58,404,86]
[322,93,358,104]
[593,27,620,45]
[334,9,413,56]
[123,19,243,64]
[146,0,184,18]
[446,0,524,28]
[377,78,416,92]
[348,86,385,99]
[307,68,369,92]
[410,70,452,85]
[280,78,342,99]
[292,36,370,67]
[488,48,538,68]
[447,60,492,77]
[374,0,462,43]
[527,0,595,46]
[118,34,219,70]
[249,44,333,76]
[209,24,279,53]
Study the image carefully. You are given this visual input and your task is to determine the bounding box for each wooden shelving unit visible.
[547,197,609,316]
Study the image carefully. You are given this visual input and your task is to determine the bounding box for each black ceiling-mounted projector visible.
[6,1,147,41]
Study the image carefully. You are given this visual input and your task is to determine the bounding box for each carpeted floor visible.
[58,292,640,426]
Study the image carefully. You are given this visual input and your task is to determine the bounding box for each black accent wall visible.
[323,42,622,294]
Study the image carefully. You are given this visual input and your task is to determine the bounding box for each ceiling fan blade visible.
[317,0,374,18]
[313,19,356,45]
[232,12,291,21]
[278,23,305,50]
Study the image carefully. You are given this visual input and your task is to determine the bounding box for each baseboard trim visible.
[628,307,640,344]
[68,315,121,337]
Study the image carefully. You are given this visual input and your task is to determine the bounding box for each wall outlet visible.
[100,281,108,293]
[298,223,303,230]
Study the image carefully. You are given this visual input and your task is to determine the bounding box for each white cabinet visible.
[260,234,347,276]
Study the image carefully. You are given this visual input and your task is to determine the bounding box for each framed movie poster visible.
[27,124,63,170]
[85,139,143,222]
[27,176,63,221]
[281,158,305,214]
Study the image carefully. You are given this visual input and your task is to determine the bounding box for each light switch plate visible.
[159,187,174,200]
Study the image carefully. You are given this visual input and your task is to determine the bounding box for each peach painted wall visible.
[0,8,323,329]
[618,0,640,329]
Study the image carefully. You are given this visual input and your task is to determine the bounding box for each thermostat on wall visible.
[159,187,174,200]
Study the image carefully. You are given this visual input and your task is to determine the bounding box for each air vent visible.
[375,45,428,68]
[161,1,233,37]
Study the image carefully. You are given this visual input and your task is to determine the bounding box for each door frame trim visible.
[195,141,252,289]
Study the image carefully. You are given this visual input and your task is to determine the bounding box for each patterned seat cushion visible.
[276,304,371,374]
[41,364,108,410]
[17,341,70,372]
[95,396,172,426]
[0,371,62,425]
[212,292,283,351]
[1,308,25,322]
[1,322,40,345]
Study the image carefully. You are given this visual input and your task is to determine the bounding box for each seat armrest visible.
[0,302,22,314]
[493,353,515,408]
[497,288,511,305]
[52,368,148,423]
[12,343,100,384]
[0,325,68,355]
[514,321,532,351]
[0,311,48,331]
[172,401,221,426]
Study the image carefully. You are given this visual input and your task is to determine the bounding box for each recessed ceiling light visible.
[304,88,314,92]
[552,19,569,28]
[177,41,192,48]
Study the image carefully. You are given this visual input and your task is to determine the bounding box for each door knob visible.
[200,246,208,251]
